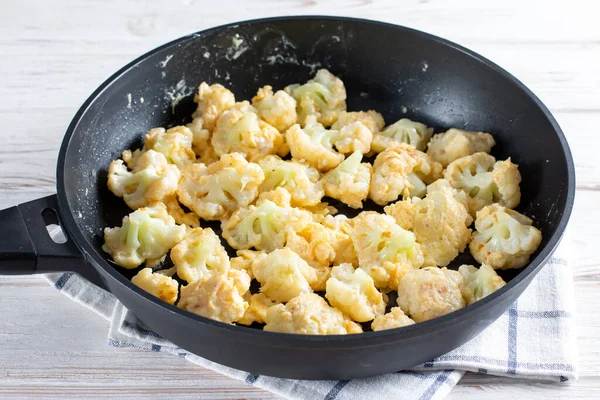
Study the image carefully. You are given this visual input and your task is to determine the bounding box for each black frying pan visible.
[0,16,575,379]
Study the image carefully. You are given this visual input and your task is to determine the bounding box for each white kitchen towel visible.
[44,239,576,400]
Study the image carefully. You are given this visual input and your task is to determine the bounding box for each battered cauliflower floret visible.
[178,269,251,324]
[427,128,496,167]
[371,307,415,331]
[252,85,297,132]
[330,111,384,155]
[264,293,362,335]
[351,212,424,289]
[251,248,314,302]
[303,202,338,221]
[222,189,313,252]
[325,264,386,322]
[102,203,186,269]
[385,183,472,267]
[137,126,197,170]
[286,69,347,126]
[237,293,278,326]
[321,151,372,209]
[369,143,443,205]
[426,179,471,213]
[371,118,433,153]
[108,150,180,210]
[396,267,465,322]
[285,116,343,171]
[258,155,324,207]
[177,153,264,220]
[186,117,219,165]
[323,215,358,266]
[444,153,522,216]
[170,228,230,284]
[131,268,179,305]
[459,264,506,305]
[192,82,236,131]
[469,204,542,270]
[230,249,264,280]
[162,195,200,228]
[211,101,283,162]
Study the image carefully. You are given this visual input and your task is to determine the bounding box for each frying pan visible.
[0,16,575,379]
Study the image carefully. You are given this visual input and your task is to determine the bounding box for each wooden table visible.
[1,1,598,398]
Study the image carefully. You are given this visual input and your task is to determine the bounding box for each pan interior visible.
[60,17,572,289]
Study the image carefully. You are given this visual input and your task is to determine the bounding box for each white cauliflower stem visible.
[351,212,424,289]
[459,264,506,305]
[264,293,362,335]
[131,268,179,305]
[286,69,347,126]
[102,203,186,269]
[108,150,180,210]
[396,267,465,322]
[286,115,343,171]
[372,118,433,152]
[170,228,230,283]
[211,101,283,162]
[321,151,372,209]
[325,264,386,322]
[178,269,250,324]
[370,143,443,205]
[444,152,521,216]
[252,85,297,132]
[177,153,264,220]
[470,204,542,270]
[427,128,496,167]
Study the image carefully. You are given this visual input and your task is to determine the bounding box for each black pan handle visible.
[0,194,109,290]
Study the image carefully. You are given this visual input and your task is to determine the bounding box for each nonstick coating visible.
[56,16,574,379]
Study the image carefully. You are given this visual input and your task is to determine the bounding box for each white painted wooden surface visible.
[0,0,598,398]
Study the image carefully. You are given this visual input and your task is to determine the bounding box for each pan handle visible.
[0,195,108,290]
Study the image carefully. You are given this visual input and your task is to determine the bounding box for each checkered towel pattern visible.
[45,238,576,400]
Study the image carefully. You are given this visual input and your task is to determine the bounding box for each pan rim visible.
[56,15,576,344]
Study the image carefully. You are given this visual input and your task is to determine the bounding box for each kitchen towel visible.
[44,238,576,400]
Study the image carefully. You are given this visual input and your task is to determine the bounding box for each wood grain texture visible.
[0,0,599,399]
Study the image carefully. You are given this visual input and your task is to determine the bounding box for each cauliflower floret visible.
[396,267,465,322]
[325,264,386,322]
[323,215,358,266]
[108,150,180,210]
[369,143,443,205]
[385,182,472,267]
[258,155,324,207]
[237,293,278,326]
[321,151,372,209]
[330,111,384,155]
[251,248,314,302]
[286,69,347,126]
[469,204,542,270]
[131,268,179,305]
[186,117,219,165]
[192,82,236,131]
[211,101,283,162]
[444,153,522,216]
[286,115,344,171]
[102,203,186,269]
[264,293,362,335]
[170,228,230,283]
[371,118,433,153]
[162,195,200,228]
[252,85,297,132]
[222,188,313,252]
[459,264,506,305]
[178,269,250,324]
[230,249,264,280]
[426,178,471,213]
[139,126,197,170]
[351,212,424,289]
[177,153,264,220]
[371,307,416,331]
[427,128,496,167]
[302,202,338,221]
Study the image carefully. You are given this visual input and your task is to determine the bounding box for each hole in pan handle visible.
[0,194,108,291]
